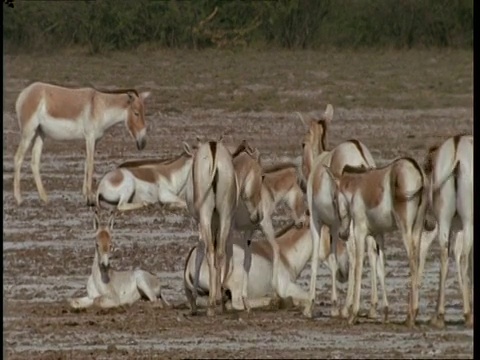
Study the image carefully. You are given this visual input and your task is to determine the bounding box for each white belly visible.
[40,116,84,140]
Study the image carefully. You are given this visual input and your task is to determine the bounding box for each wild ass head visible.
[233,139,264,224]
[297,104,334,181]
[124,90,151,151]
[93,210,116,283]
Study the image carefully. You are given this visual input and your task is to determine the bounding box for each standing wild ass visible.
[13,82,150,205]
[423,134,473,328]
[298,105,387,321]
[95,144,194,211]
[334,157,429,327]
[184,218,349,311]
[69,210,170,310]
[185,138,238,316]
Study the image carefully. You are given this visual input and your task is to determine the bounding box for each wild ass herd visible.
[13,82,473,329]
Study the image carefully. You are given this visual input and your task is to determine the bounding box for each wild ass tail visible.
[194,141,219,210]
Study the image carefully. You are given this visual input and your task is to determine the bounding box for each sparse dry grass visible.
[4,48,472,115]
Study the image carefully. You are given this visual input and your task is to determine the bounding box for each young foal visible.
[424,134,473,328]
[96,143,194,211]
[13,82,151,205]
[69,211,170,310]
[184,218,349,311]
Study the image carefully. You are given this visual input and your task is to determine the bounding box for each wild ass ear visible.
[140,91,151,101]
[127,92,134,104]
[107,211,116,231]
[195,136,202,145]
[324,104,334,123]
[295,111,309,128]
[183,142,193,156]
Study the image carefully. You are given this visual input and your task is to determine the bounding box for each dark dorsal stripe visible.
[94,87,139,97]
[209,142,218,195]
[347,139,367,164]
[263,162,296,174]
[118,151,186,169]
[342,164,369,175]
[274,220,297,238]
[231,140,249,158]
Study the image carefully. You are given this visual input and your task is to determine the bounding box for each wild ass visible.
[95,144,194,211]
[334,157,429,327]
[13,82,151,206]
[69,210,170,309]
[184,218,349,311]
[298,105,387,321]
[185,139,238,316]
[423,134,473,328]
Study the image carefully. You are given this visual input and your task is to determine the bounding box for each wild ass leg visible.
[30,131,48,203]
[366,236,379,319]
[93,294,121,309]
[260,217,282,305]
[304,207,323,318]
[349,222,367,325]
[69,296,94,309]
[14,126,37,205]
[159,191,187,209]
[241,229,254,312]
[216,211,233,314]
[84,136,96,206]
[459,225,473,327]
[341,225,356,319]
[190,240,206,315]
[374,234,389,323]
[328,222,341,317]
[430,219,452,328]
[117,202,150,212]
[402,228,420,328]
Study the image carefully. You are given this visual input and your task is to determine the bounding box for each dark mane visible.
[94,87,139,97]
[263,162,296,174]
[341,164,369,175]
[231,140,251,158]
[274,220,297,238]
[118,151,186,169]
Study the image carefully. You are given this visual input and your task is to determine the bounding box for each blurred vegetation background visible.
[3,0,473,54]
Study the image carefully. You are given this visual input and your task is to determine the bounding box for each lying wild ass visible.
[334,158,429,327]
[13,82,150,206]
[424,134,473,328]
[69,211,170,309]
[184,219,349,311]
[96,144,194,211]
[185,139,238,316]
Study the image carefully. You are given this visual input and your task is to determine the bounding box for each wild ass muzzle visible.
[334,157,429,327]
[185,138,238,316]
[69,210,170,310]
[13,82,151,206]
[184,217,349,311]
[423,134,473,328]
[96,143,194,211]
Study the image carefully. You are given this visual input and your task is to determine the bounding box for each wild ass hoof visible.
[86,196,96,207]
[206,307,216,317]
[429,314,445,329]
[340,306,350,319]
[330,307,341,318]
[382,306,390,324]
[302,304,314,319]
[347,313,358,325]
[14,194,23,206]
[367,306,378,319]
[465,313,473,328]
[404,313,417,328]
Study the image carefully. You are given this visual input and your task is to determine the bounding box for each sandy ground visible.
[3,50,473,359]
